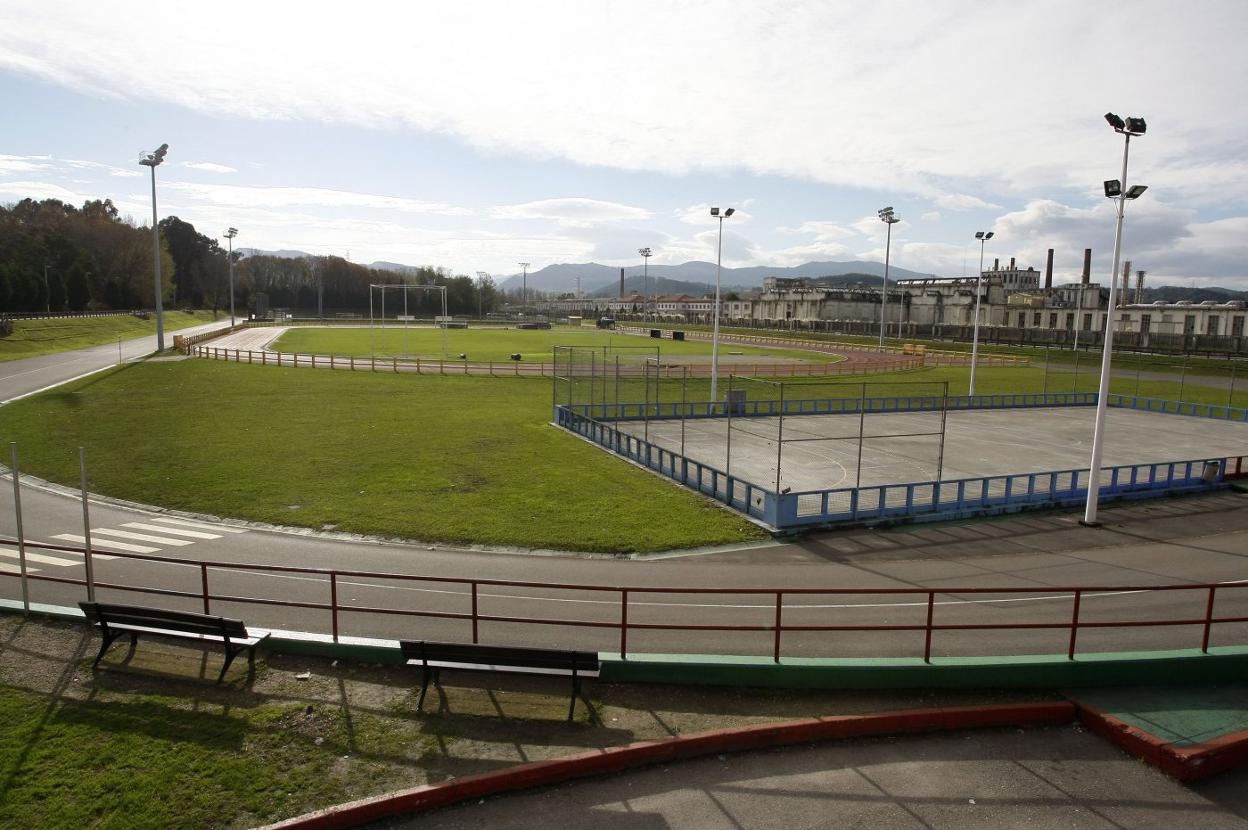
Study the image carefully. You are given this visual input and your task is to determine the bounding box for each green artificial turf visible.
[0,312,223,362]
[271,325,836,364]
[0,360,765,552]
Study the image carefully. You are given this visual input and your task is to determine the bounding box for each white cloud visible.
[183,161,238,174]
[777,220,855,240]
[0,180,92,203]
[492,198,651,226]
[922,211,941,222]
[9,3,1236,200]
[933,194,1000,211]
[161,181,472,215]
[0,154,52,174]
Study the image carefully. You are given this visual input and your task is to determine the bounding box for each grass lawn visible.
[271,325,836,364]
[0,311,223,362]
[0,360,765,552]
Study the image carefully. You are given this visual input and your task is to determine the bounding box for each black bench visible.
[79,602,270,683]
[400,640,600,721]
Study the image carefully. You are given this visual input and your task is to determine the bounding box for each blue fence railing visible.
[556,406,775,524]
[1109,394,1248,422]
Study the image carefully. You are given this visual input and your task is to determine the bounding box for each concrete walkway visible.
[382,725,1248,829]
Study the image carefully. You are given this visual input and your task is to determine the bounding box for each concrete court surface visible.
[616,406,1248,492]
[377,725,1248,829]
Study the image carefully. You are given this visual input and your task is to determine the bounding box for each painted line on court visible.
[0,562,38,574]
[47,535,131,556]
[0,547,81,567]
[120,522,222,540]
[150,517,249,534]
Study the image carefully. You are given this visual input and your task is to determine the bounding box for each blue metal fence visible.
[1109,394,1248,422]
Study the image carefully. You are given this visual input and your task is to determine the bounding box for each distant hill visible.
[237,247,312,259]
[504,259,938,296]
[1140,285,1248,302]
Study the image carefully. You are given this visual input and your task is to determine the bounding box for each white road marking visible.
[0,547,77,566]
[121,522,221,540]
[49,534,140,555]
[0,562,39,574]
[151,517,248,534]
[94,528,195,546]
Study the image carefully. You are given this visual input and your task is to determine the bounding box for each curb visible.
[255,700,1075,830]
[1073,699,1248,781]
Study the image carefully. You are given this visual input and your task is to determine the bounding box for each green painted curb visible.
[599,648,1248,688]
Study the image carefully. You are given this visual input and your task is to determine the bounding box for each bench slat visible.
[400,640,599,672]
[80,602,251,638]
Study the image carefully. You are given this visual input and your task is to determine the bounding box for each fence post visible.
[470,582,480,643]
[619,589,629,659]
[773,591,783,662]
[200,563,210,614]
[1201,586,1217,653]
[1067,590,1082,659]
[923,591,935,663]
[10,443,29,612]
[79,448,96,602]
[330,572,339,642]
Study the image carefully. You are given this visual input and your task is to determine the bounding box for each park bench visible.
[79,602,270,683]
[400,640,600,721]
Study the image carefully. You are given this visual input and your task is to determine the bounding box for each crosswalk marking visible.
[151,517,248,534]
[0,546,80,567]
[0,562,38,574]
[48,534,132,556]
[94,528,195,546]
[121,522,221,540]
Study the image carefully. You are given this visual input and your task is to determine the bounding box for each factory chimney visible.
[1120,260,1132,307]
[1044,248,1054,290]
[1009,257,1015,270]
[993,257,999,271]
[1135,270,1146,304]
[1081,248,1092,285]
[620,267,625,298]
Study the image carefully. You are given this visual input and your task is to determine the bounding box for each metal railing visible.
[3,538,1246,663]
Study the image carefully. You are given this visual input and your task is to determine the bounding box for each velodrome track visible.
[2,328,1248,660]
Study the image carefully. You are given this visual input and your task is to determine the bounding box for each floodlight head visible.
[724,207,735,217]
[225,227,238,238]
[975,231,984,240]
[879,206,893,215]
[1104,112,1125,131]
[639,247,652,257]
[710,207,720,216]
[1124,184,1148,199]
[1104,179,1123,198]
[984,231,994,240]
[1124,117,1146,135]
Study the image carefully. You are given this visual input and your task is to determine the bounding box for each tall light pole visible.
[709,206,734,402]
[42,264,51,313]
[877,207,900,349]
[224,227,238,325]
[1083,113,1148,526]
[518,262,530,310]
[968,230,994,396]
[139,143,169,350]
[638,247,653,322]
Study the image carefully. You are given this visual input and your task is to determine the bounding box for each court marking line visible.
[0,547,79,567]
[121,522,221,540]
[94,528,196,546]
[151,517,248,534]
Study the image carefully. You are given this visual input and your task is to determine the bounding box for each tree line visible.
[1,196,504,316]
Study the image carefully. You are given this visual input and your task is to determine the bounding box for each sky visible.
[2,1,1247,288]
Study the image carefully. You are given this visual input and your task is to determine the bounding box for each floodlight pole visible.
[877,208,900,350]
[139,144,169,350]
[639,247,653,323]
[519,262,530,310]
[968,232,992,397]
[224,227,238,326]
[1083,123,1137,526]
[709,207,734,403]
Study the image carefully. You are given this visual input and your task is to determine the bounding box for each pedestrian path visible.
[16,516,251,565]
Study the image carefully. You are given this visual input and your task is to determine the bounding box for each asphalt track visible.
[2,329,1248,659]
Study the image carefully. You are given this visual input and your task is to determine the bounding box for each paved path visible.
[0,318,231,404]
[380,725,1248,829]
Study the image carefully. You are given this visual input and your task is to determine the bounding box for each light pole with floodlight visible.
[877,207,900,350]
[709,206,735,403]
[139,143,169,350]
[224,227,238,325]
[475,271,489,318]
[1082,113,1148,526]
[638,247,653,322]
[968,230,994,396]
[518,262,530,310]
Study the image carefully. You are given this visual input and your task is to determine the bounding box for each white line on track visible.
[0,546,81,567]
[121,523,221,540]
[150,517,248,534]
[94,529,195,546]
[47,535,129,556]
[0,562,39,574]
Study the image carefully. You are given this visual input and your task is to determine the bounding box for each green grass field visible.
[0,311,223,362]
[271,325,836,364]
[0,360,764,552]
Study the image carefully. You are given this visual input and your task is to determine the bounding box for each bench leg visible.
[217,646,241,684]
[568,674,582,721]
[417,665,431,711]
[93,629,129,667]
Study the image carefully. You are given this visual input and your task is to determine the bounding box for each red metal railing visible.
[3,538,1246,663]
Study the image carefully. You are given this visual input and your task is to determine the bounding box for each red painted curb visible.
[1073,700,1248,781]
[256,700,1074,830]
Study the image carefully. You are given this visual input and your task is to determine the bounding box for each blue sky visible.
[3,1,1247,288]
